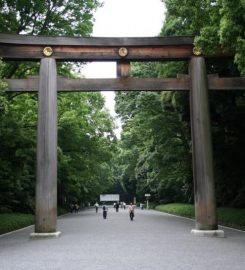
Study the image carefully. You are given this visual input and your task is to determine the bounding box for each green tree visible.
[0,1,118,213]
[0,0,102,78]
[114,1,245,207]
[162,0,245,74]
[160,0,245,207]
[57,92,116,206]
[0,91,37,212]
[0,0,101,36]
[114,61,193,204]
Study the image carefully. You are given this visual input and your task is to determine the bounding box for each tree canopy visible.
[0,0,101,36]
[162,0,245,75]
[0,0,245,214]
[0,0,117,213]
[113,1,245,208]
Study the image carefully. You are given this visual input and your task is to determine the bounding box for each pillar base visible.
[191,229,224,237]
[30,231,61,238]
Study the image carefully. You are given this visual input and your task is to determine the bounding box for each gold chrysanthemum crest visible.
[118,47,128,57]
[43,47,53,57]
[193,47,202,56]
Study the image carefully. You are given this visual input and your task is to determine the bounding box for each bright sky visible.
[80,0,166,136]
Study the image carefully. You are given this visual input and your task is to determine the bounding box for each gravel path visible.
[0,207,245,270]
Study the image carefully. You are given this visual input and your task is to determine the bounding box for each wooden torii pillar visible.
[1,33,244,238]
[30,58,60,238]
[189,57,223,237]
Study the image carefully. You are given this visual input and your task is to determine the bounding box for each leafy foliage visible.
[114,1,245,208]
[0,0,101,36]
[0,0,101,78]
[0,86,116,212]
[162,0,245,74]
[114,62,193,204]
[57,92,116,206]
[159,0,245,208]
[0,213,34,234]
[155,203,195,218]
[156,203,245,230]
[0,1,117,213]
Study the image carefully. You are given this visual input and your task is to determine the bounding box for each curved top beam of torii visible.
[0,33,231,61]
[0,33,194,46]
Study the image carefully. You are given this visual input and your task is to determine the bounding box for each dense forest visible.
[0,0,244,214]
[0,0,115,213]
[113,0,245,207]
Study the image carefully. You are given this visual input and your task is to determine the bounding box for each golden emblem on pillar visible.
[193,47,202,56]
[43,46,53,57]
[118,47,128,57]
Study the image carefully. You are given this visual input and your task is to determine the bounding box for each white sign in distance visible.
[145,194,151,197]
[100,194,120,202]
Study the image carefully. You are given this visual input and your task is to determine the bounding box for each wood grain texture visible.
[0,33,232,61]
[0,33,194,46]
[5,77,190,91]
[0,45,194,61]
[5,77,245,92]
[117,61,131,78]
[189,57,218,230]
[208,77,245,90]
[35,58,58,233]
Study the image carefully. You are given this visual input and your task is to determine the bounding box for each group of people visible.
[94,202,135,221]
[113,201,126,210]
[69,203,80,213]
[69,201,137,221]
[112,201,125,214]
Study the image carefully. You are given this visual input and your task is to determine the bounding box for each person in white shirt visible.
[128,203,135,221]
[94,202,99,213]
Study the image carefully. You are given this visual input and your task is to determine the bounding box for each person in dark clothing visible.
[102,204,108,219]
[128,203,135,221]
[69,203,74,213]
[115,202,119,212]
[74,203,79,213]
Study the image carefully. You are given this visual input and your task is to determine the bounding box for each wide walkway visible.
[0,208,245,270]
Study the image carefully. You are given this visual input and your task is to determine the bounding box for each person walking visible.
[123,202,126,210]
[128,203,135,221]
[102,204,108,219]
[74,203,79,213]
[69,203,74,213]
[115,202,119,212]
[94,202,99,213]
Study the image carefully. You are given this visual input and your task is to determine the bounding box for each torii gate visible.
[1,33,244,237]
